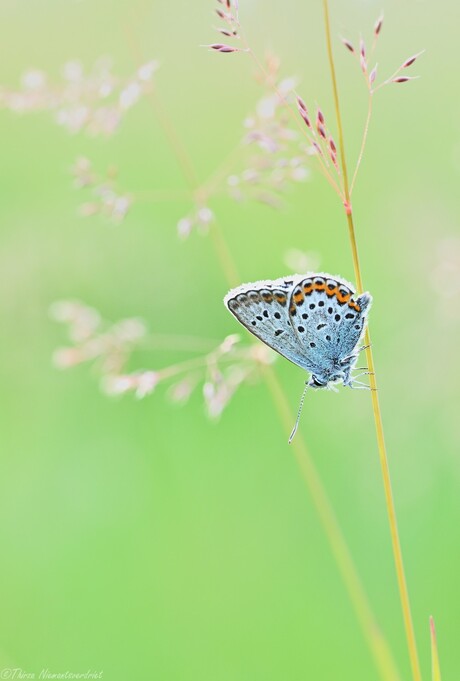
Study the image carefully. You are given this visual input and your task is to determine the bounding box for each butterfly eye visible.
[312,376,325,386]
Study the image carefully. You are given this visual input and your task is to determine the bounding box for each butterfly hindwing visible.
[287,274,372,362]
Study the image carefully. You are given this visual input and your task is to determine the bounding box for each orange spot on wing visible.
[313,281,326,291]
[274,293,287,306]
[337,292,351,304]
[325,286,338,297]
[294,291,304,304]
[348,301,361,312]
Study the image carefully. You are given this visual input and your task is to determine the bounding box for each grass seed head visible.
[342,38,354,53]
[374,15,384,36]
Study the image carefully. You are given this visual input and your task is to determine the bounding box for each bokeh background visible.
[0,0,459,679]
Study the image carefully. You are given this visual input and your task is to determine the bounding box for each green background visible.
[0,0,458,679]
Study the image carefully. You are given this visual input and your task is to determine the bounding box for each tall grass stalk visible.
[322,2,422,680]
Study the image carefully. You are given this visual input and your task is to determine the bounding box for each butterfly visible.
[224,272,372,441]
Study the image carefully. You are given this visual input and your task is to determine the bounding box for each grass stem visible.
[322,3,422,680]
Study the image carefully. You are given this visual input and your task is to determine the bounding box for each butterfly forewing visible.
[224,276,314,370]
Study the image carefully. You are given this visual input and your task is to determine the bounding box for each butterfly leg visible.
[355,343,371,356]
[327,383,339,393]
[343,367,376,390]
[349,379,377,391]
[352,371,375,380]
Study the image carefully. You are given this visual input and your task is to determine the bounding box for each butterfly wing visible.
[224,275,311,370]
[336,292,372,358]
[287,274,372,364]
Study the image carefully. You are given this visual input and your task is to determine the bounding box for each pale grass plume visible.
[177,55,310,236]
[50,300,147,375]
[177,206,215,239]
[0,57,158,136]
[228,63,310,207]
[71,157,132,223]
[222,58,310,209]
[51,300,274,418]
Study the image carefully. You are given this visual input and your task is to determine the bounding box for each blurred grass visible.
[0,0,459,679]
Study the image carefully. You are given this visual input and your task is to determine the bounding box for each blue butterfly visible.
[224,272,372,441]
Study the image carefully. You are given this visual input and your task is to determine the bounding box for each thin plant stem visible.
[123,20,199,191]
[198,141,245,201]
[123,21,402,680]
[144,89,200,190]
[132,189,192,202]
[430,617,442,681]
[350,93,373,196]
[156,347,256,383]
[156,355,213,381]
[322,3,422,681]
[141,333,221,353]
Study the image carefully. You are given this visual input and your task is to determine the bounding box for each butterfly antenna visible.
[288,382,309,444]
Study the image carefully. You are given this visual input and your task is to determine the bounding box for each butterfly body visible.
[224,272,372,390]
